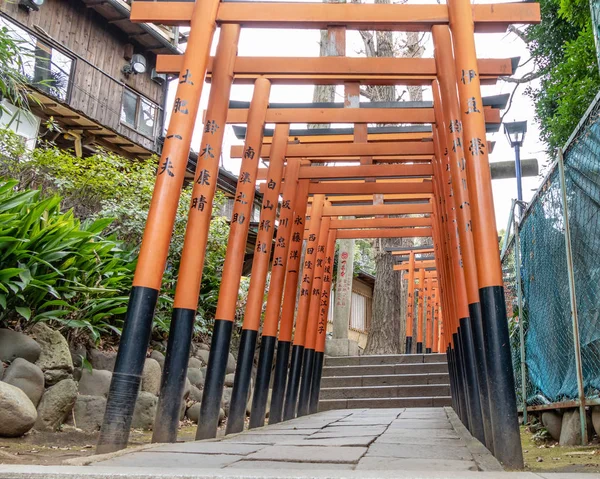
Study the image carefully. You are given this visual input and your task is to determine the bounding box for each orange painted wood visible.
[329,217,432,229]
[310,193,433,203]
[156,55,515,80]
[219,107,499,125]
[231,141,434,158]
[306,181,433,195]
[391,248,435,255]
[395,260,437,270]
[335,228,432,239]
[131,2,540,32]
[257,163,433,180]
[321,203,432,217]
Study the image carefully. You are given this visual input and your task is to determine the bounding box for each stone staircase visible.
[318,353,452,411]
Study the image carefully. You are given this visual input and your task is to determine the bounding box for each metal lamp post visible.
[503,121,528,215]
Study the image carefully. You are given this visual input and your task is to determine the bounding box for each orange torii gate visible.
[96,0,540,470]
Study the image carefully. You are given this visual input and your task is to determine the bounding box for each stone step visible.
[322,361,448,378]
[321,372,450,388]
[320,383,451,400]
[324,353,446,367]
[318,396,452,411]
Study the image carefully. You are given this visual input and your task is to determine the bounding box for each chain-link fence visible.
[502,92,600,411]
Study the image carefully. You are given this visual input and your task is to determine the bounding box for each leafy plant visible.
[0,26,30,112]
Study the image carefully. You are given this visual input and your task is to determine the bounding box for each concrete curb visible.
[445,406,504,472]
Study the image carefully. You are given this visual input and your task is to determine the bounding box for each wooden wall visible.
[1,0,165,152]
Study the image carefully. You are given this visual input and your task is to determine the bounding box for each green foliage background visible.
[0,128,232,344]
[525,0,600,151]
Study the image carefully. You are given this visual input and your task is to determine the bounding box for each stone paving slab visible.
[244,445,368,464]
[356,457,479,471]
[75,406,508,474]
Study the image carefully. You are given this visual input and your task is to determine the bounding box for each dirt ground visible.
[521,426,600,473]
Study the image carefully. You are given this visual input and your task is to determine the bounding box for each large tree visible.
[507,0,600,151]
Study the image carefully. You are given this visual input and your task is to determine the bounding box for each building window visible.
[120,89,158,138]
[0,16,73,102]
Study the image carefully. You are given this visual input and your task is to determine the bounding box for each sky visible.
[166,0,548,231]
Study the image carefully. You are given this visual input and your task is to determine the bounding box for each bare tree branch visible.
[508,24,528,43]
[499,69,543,84]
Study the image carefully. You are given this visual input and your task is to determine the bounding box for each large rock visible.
[88,349,117,371]
[34,378,77,431]
[69,343,86,368]
[187,368,204,388]
[188,357,203,370]
[189,385,203,403]
[222,387,232,415]
[78,369,112,398]
[0,382,37,437]
[150,350,165,369]
[592,406,600,436]
[141,358,161,396]
[43,369,72,386]
[3,358,45,407]
[224,373,235,387]
[559,409,586,446]
[196,349,210,366]
[73,395,106,432]
[132,391,157,430]
[183,377,191,401]
[186,403,201,423]
[226,353,236,374]
[0,328,41,364]
[541,411,563,441]
[31,323,73,376]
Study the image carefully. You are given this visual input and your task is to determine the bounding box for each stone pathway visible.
[95,407,501,472]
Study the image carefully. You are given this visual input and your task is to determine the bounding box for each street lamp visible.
[504,120,527,213]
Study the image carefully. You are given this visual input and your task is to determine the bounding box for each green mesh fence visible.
[502,93,600,407]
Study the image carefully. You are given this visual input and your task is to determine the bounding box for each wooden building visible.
[0,0,180,158]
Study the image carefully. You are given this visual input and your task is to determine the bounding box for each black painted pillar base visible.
[97,286,158,454]
[447,347,458,415]
[459,316,486,445]
[283,344,304,421]
[416,342,423,354]
[480,286,524,469]
[426,348,432,354]
[249,335,276,429]
[468,302,495,454]
[152,307,195,443]
[196,319,233,440]
[297,348,315,417]
[226,329,258,435]
[309,351,324,414]
[269,340,291,425]
[453,332,470,430]
[405,336,413,354]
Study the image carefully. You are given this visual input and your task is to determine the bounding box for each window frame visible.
[120,87,159,140]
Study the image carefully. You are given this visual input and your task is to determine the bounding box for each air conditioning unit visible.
[151,68,167,85]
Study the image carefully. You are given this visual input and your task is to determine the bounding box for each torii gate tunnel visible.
[95,0,541,470]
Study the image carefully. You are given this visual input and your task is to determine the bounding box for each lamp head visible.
[503,120,527,148]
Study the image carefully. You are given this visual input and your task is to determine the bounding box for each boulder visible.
[88,349,117,371]
[141,358,161,396]
[186,403,201,423]
[78,369,112,398]
[222,387,232,415]
[73,395,106,432]
[189,385,203,403]
[592,406,600,436]
[44,369,72,386]
[541,411,563,441]
[224,373,235,387]
[150,350,165,369]
[195,342,210,352]
[196,349,210,366]
[35,378,77,431]
[0,381,37,437]
[0,328,41,364]
[559,409,587,446]
[187,368,204,388]
[31,324,73,375]
[219,408,225,423]
[226,353,236,374]
[132,391,157,430]
[188,357,203,370]
[3,358,45,406]
[0,362,4,380]
[69,343,87,368]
